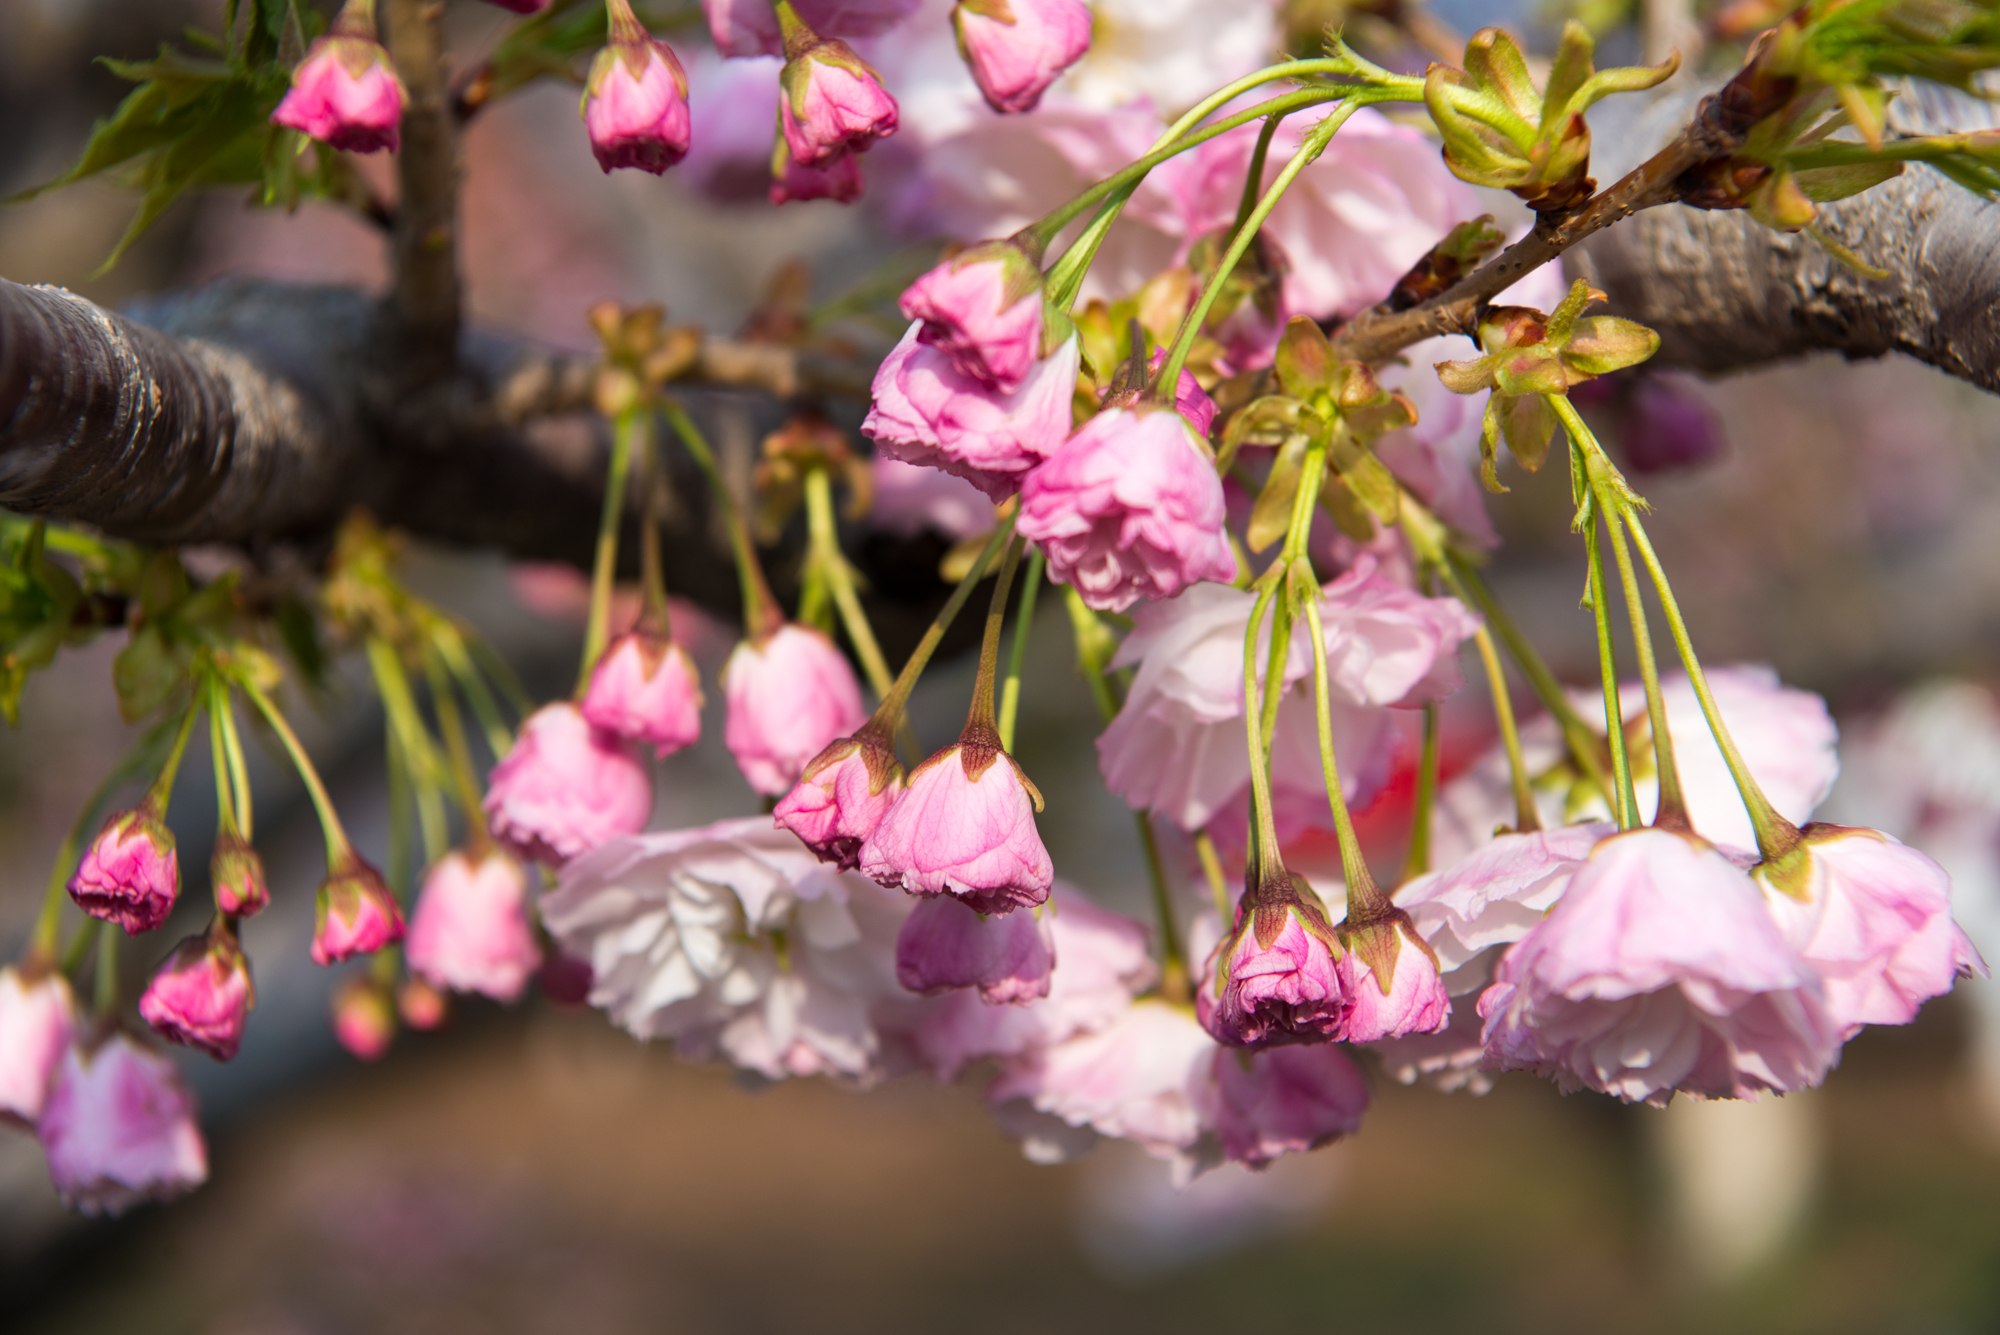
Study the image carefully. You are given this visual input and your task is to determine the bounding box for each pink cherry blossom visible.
[68,806,178,934]
[723,624,868,796]
[896,894,1054,1002]
[1397,823,1613,976]
[775,732,904,869]
[868,456,998,540]
[862,324,1079,500]
[484,703,654,865]
[781,45,899,166]
[1208,1044,1369,1168]
[1479,828,1841,1105]
[210,834,269,919]
[406,850,544,1002]
[1148,350,1218,438]
[952,0,1092,114]
[331,976,396,1062]
[0,968,76,1125]
[271,35,405,154]
[311,859,407,966]
[583,37,693,173]
[707,0,923,58]
[1758,825,1988,1038]
[901,246,1045,393]
[138,927,255,1062]
[581,631,704,758]
[1017,405,1239,613]
[858,738,1053,913]
[39,1034,207,1216]
[1339,928,1450,1043]
[1197,903,1349,1050]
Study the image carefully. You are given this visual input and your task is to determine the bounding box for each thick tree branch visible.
[381,0,462,385]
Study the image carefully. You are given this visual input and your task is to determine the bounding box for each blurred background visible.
[7,1,2000,1331]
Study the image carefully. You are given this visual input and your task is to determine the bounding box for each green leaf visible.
[1499,394,1560,475]
[113,625,184,723]
[1273,317,1335,398]
[1247,434,1309,554]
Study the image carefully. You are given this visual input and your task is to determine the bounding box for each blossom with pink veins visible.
[540,818,911,1083]
[1478,828,1842,1105]
[775,731,905,870]
[1369,1003,1495,1095]
[952,0,1093,115]
[38,1034,207,1216]
[1339,926,1450,1044]
[1397,823,1617,979]
[722,624,868,797]
[862,324,1080,501]
[1196,894,1349,1050]
[68,805,179,935]
[1096,559,1479,835]
[895,894,1055,1002]
[0,968,76,1125]
[858,736,1053,913]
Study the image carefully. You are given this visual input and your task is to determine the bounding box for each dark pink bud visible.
[138,922,255,1062]
[331,976,396,1061]
[38,1032,207,1215]
[774,730,904,869]
[1336,911,1450,1043]
[778,38,898,167]
[900,240,1047,393]
[582,33,692,173]
[581,632,704,758]
[210,833,269,919]
[1198,871,1350,1050]
[952,0,1092,114]
[858,735,1053,915]
[484,703,654,866]
[271,32,406,154]
[895,895,1054,1003]
[69,805,179,934]
[311,857,406,966]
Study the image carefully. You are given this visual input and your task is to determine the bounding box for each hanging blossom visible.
[38,1034,207,1216]
[540,818,912,1083]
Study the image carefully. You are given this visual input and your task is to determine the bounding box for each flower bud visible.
[398,978,448,1030]
[900,239,1047,393]
[69,804,179,934]
[770,138,865,204]
[210,833,270,919]
[778,33,898,167]
[1336,909,1450,1044]
[581,631,704,758]
[859,732,1053,915]
[952,0,1092,115]
[311,857,406,966]
[271,25,406,154]
[405,850,543,1002]
[896,895,1054,1003]
[722,625,867,796]
[1197,869,1350,1050]
[484,702,655,866]
[38,1033,207,1216]
[0,966,76,1125]
[137,922,256,1062]
[582,27,692,173]
[774,729,904,869]
[330,975,396,1061]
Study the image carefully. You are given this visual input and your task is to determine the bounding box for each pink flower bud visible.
[1208,1044,1370,1168]
[896,895,1054,1003]
[722,625,867,796]
[1198,877,1350,1050]
[859,735,1053,915]
[0,967,76,1125]
[581,632,704,758]
[900,241,1046,393]
[582,35,693,173]
[1016,405,1238,613]
[1337,914,1450,1043]
[137,924,256,1062]
[311,858,406,966]
[951,0,1092,114]
[398,978,448,1030]
[69,805,179,934]
[271,33,406,154]
[405,850,543,1002]
[770,138,865,204]
[779,40,898,167]
[862,324,1079,501]
[331,976,396,1062]
[38,1033,207,1216]
[210,833,269,919]
[774,730,904,868]
[484,703,655,866]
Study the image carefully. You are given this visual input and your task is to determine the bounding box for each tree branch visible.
[381,0,462,385]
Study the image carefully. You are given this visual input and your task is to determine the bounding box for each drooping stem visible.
[433,621,514,758]
[1061,583,1122,724]
[1469,622,1541,833]
[367,639,448,863]
[1591,488,1689,830]
[1135,811,1186,993]
[425,648,491,850]
[964,534,1027,739]
[239,678,353,863]
[871,516,1017,729]
[1240,581,1286,876]
[1232,112,1284,239]
[579,408,643,692]
[1302,587,1386,906]
[997,549,1045,752]
[635,426,673,640]
[144,694,204,812]
[1402,704,1442,882]
[661,399,782,638]
[93,916,119,1016]
[214,681,253,838]
[1195,829,1232,921]
[1582,503,1642,830]
[805,464,893,699]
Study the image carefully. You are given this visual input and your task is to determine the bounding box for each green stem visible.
[805,465,893,699]
[997,550,1045,752]
[661,399,781,638]
[1582,504,1641,830]
[93,916,119,1017]
[1470,622,1541,832]
[635,424,673,639]
[580,408,643,693]
[964,535,1027,738]
[1402,704,1441,882]
[1233,112,1283,238]
[1061,583,1122,724]
[1134,810,1186,988]
[872,516,1017,727]
[60,919,99,980]
[144,693,205,812]
[385,721,416,898]
[1301,586,1384,903]
[239,677,352,862]
[1240,580,1286,876]
[1596,478,1688,829]
[1195,829,1231,922]
[207,677,237,834]
[367,639,448,863]
[465,631,537,720]
[425,647,491,846]
[433,622,515,758]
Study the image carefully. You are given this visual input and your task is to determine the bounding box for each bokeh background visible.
[7,2,2000,1331]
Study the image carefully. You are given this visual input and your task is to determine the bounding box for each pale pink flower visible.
[582,36,692,173]
[581,631,704,758]
[707,0,922,58]
[952,0,1092,114]
[1397,823,1614,976]
[272,33,404,154]
[331,976,396,1062]
[406,850,544,1002]
[868,456,998,540]
[900,244,1046,393]
[0,968,76,1125]
[137,927,255,1062]
[541,818,911,1082]
[862,324,1079,500]
[1758,825,1988,1039]
[310,858,406,966]
[1369,1004,1494,1095]
[1339,927,1450,1043]
[69,805,178,934]
[771,141,866,203]
[775,731,904,869]
[1208,1043,1369,1168]
[1197,897,1349,1050]
[781,42,899,166]
[723,625,868,796]
[858,737,1053,914]
[1479,829,1841,1105]
[39,1034,207,1216]
[1017,405,1238,613]
[210,834,269,919]
[485,703,654,866]
[896,894,1054,1002]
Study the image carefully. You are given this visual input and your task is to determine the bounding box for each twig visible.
[381,0,463,381]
